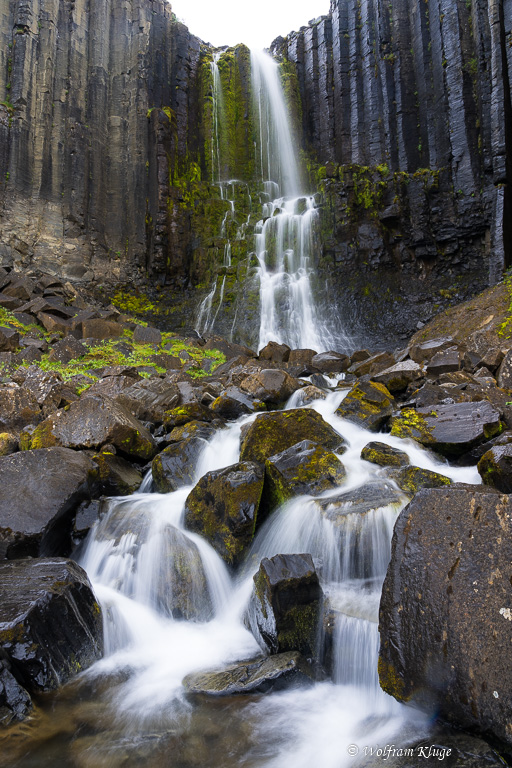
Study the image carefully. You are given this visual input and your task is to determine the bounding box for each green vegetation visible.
[498,269,512,339]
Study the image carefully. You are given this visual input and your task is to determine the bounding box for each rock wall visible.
[272,0,512,346]
[0,0,202,284]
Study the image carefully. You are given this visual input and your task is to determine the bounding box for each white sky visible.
[169,0,331,50]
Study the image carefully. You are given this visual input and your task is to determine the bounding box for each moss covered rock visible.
[388,465,452,495]
[240,368,302,407]
[264,440,346,510]
[163,402,214,429]
[246,553,322,658]
[478,445,512,492]
[240,409,346,465]
[335,380,395,431]
[0,433,17,456]
[152,437,208,493]
[361,441,409,468]
[92,450,143,496]
[27,395,156,461]
[390,402,502,456]
[168,420,217,443]
[184,462,265,567]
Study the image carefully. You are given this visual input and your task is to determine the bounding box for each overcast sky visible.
[169,0,331,49]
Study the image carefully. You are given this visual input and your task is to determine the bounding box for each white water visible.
[78,387,480,763]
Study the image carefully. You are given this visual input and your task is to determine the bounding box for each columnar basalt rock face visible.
[0,0,202,284]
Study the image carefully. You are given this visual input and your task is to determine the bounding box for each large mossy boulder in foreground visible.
[183,652,314,697]
[390,401,502,456]
[0,558,102,710]
[27,395,157,460]
[0,447,98,559]
[335,380,395,431]
[264,440,346,510]
[184,462,265,568]
[240,409,345,465]
[379,487,512,748]
[247,553,322,658]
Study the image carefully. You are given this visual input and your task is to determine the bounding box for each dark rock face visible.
[184,462,265,567]
[0,558,103,693]
[247,553,322,658]
[0,661,32,726]
[478,444,512,492]
[152,436,207,493]
[379,488,512,748]
[182,652,314,696]
[0,447,97,559]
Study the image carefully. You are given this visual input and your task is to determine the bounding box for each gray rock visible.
[152,437,208,493]
[372,360,423,393]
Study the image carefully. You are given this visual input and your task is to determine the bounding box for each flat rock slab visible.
[183,652,314,696]
[0,558,103,694]
[0,447,97,558]
[390,401,502,455]
[379,487,512,748]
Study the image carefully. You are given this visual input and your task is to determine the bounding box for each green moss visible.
[390,409,433,443]
[276,602,320,656]
[378,657,410,701]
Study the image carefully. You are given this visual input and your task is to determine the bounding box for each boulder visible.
[478,444,512,492]
[0,433,17,456]
[497,349,512,389]
[293,385,327,405]
[183,652,313,697]
[360,441,409,467]
[80,318,125,340]
[209,393,253,420]
[390,402,502,456]
[426,345,463,376]
[184,462,265,567]
[0,558,103,695]
[246,553,321,657]
[258,341,291,363]
[92,450,143,496]
[47,335,87,364]
[0,660,32,725]
[116,379,180,423]
[409,336,455,364]
[22,366,68,414]
[310,351,350,374]
[264,440,346,510]
[240,409,345,465]
[152,437,208,493]
[348,351,395,377]
[335,381,395,431]
[388,466,452,495]
[163,402,214,429]
[240,369,302,406]
[379,488,512,748]
[132,325,162,344]
[157,525,213,620]
[0,385,41,432]
[0,327,20,352]
[288,348,317,365]
[0,447,98,558]
[27,395,156,461]
[372,360,423,393]
[168,420,217,443]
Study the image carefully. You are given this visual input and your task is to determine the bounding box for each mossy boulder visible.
[0,558,103,697]
[478,445,512,492]
[182,651,314,696]
[335,381,395,431]
[115,378,180,424]
[361,441,409,468]
[240,409,346,465]
[0,433,17,456]
[92,450,143,496]
[390,402,502,456]
[264,440,346,511]
[240,369,302,406]
[388,466,452,495]
[163,402,214,428]
[0,385,41,432]
[168,420,217,443]
[246,553,322,658]
[26,395,156,461]
[152,437,208,493]
[184,462,265,567]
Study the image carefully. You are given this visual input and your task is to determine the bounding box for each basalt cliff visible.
[0,0,511,345]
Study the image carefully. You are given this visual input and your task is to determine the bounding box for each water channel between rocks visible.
[0,386,480,768]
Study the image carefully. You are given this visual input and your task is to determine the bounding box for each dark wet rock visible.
[209,393,253,419]
[0,385,41,432]
[132,325,162,344]
[456,430,512,467]
[115,379,180,424]
[168,421,217,443]
[361,441,409,468]
[247,553,322,658]
[0,432,17,456]
[348,352,395,377]
[350,350,371,364]
[163,402,214,429]
[157,525,212,621]
[72,499,102,544]
[379,487,512,748]
[292,385,327,405]
[464,346,504,374]
[80,318,125,340]
[372,360,423,393]
[0,327,20,352]
[0,447,98,559]
[92,450,143,496]
[0,558,102,697]
[478,445,512,492]
[240,368,302,406]
[409,337,455,364]
[0,660,32,725]
[183,652,314,697]
[202,336,256,361]
[412,381,467,408]
[310,373,331,388]
[22,366,69,414]
[184,462,265,567]
[497,349,512,390]
[27,395,156,461]
[335,380,395,431]
[240,408,345,465]
[388,466,452,495]
[258,341,291,363]
[311,351,350,374]
[47,335,87,364]
[426,346,463,377]
[152,437,207,493]
[390,402,502,456]
[264,440,346,510]
[87,374,139,400]
[318,481,405,524]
